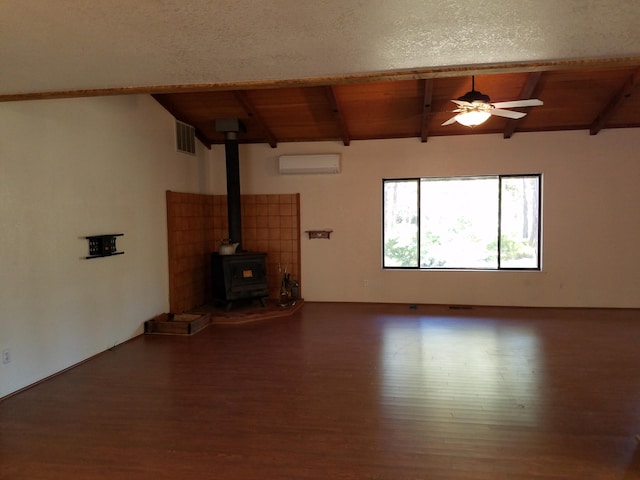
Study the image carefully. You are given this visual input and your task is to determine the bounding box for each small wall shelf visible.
[306,230,333,239]
[85,234,124,259]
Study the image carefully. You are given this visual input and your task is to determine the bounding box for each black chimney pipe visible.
[215,119,246,252]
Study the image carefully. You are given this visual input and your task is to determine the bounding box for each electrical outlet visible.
[363,279,369,287]
[2,349,10,365]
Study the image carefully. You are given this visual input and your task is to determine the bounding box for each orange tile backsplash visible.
[166,191,301,313]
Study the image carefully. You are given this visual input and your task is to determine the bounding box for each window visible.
[383,175,541,270]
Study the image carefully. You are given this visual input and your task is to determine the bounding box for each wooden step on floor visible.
[144,312,211,335]
[145,299,304,335]
[195,298,305,326]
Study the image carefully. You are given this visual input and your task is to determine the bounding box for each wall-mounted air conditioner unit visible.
[278,154,341,175]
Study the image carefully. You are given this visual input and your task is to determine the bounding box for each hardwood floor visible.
[2,302,640,479]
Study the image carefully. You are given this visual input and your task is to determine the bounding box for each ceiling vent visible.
[278,154,341,175]
[175,120,196,155]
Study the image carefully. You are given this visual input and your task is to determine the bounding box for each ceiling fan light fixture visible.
[455,110,491,127]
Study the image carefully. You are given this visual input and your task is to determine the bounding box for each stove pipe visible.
[215,118,246,252]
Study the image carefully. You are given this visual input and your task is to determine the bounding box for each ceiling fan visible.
[442,76,543,127]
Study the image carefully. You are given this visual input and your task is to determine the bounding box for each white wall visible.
[1,94,637,399]
[210,129,640,309]
[0,95,208,398]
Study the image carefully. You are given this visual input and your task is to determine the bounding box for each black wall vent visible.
[175,120,196,155]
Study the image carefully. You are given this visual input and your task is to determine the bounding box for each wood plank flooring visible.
[2,302,640,479]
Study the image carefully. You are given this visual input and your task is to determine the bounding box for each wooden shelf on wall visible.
[306,230,332,239]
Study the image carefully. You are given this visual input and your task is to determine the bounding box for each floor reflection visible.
[380,315,542,427]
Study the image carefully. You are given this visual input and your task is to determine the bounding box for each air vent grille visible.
[175,120,196,155]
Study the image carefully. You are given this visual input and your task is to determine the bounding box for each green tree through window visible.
[383,175,541,270]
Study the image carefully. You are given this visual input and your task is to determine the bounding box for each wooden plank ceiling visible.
[153,65,640,148]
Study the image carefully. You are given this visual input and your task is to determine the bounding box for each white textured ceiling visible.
[2,0,640,96]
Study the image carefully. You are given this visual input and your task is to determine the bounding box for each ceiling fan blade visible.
[451,99,473,107]
[490,109,527,119]
[492,99,543,108]
[441,116,458,126]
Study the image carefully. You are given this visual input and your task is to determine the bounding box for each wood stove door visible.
[212,253,269,303]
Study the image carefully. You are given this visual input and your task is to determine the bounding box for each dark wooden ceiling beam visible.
[151,94,211,149]
[233,91,278,148]
[503,71,543,139]
[421,79,434,143]
[589,67,640,136]
[4,57,640,102]
[325,86,350,146]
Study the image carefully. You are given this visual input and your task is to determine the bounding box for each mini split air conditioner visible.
[278,154,341,175]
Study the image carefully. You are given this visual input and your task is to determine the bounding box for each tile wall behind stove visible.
[166,191,301,313]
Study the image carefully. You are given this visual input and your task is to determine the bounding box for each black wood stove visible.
[211,252,269,310]
[212,118,269,310]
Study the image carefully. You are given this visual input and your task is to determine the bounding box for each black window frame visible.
[382,174,542,271]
